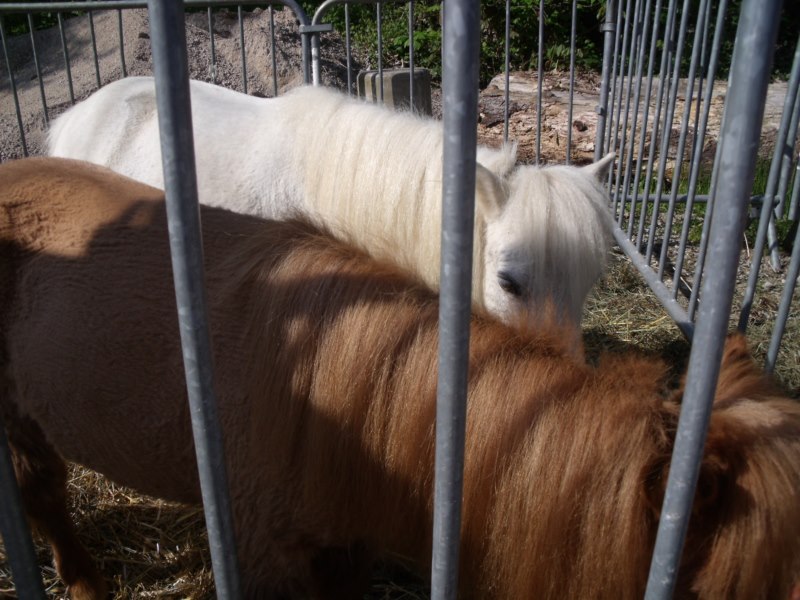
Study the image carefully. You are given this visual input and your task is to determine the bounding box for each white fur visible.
[48,76,614,327]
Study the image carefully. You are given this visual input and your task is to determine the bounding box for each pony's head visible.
[478,152,615,328]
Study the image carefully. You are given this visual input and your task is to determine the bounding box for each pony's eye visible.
[498,272,523,297]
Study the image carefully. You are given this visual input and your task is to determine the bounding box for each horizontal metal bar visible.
[299,23,333,33]
[614,193,767,206]
[0,0,307,17]
[613,225,694,338]
[312,0,408,26]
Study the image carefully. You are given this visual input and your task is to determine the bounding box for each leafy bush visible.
[301,0,606,87]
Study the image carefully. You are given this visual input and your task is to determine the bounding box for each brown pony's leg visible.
[6,415,106,600]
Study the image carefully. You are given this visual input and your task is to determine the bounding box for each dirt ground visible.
[0,7,798,600]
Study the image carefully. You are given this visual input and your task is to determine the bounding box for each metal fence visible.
[0,0,794,599]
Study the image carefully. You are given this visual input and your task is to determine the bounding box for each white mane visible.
[47,77,614,327]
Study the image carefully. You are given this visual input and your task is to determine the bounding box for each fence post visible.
[145,1,242,598]
[430,0,480,598]
[595,0,617,161]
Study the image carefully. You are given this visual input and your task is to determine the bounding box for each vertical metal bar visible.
[145,2,242,598]
[611,0,641,218]
[208,7,217,84]
[789,158,800,221]
[672,0,727,298]
[604,0,624,158]
[644,0,691,268]
[27,13,48,124]
[622,0,655,235]
[688,133,725,321]
[377,2,384,103]
[503,0,511,143]
[269,5,278,96]
[535,0,544,164]
[636,0,679,249]
[739,36,800,329]
[57,13,75,104]
[644,1,782,596]
[431,0,480,597]
[88,8,101,88]
[345,3,353,94]
[409,0,415,113]
[765,221,800,372]
[657,0,709,284]
[238,5,247,94]
[0,16,28,157]
[627,0,663,239]
[117,9,127,77]
[0,426,46,599]
[595,0,617,161]
[776,60,800,217]
[566,0,577,163]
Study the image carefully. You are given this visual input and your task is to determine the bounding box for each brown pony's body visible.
[1,157,799,599]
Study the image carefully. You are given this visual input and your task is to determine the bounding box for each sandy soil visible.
[0,6,355,161]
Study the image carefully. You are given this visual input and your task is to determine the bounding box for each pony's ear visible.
[477,143,517,179]
[474,164,509,220]
[583,152,615,182]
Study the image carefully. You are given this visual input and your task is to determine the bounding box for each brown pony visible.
[1,157,799,599]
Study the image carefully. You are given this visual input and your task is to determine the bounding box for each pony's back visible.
[4,158,797,599]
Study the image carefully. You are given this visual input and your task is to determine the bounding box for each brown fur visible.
[1,157,799,599]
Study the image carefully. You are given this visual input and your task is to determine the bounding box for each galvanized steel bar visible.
[238,5,247,93]
[594,0,617,160]
[672,0,727,299]
[207,7,217,83]
[604,0,624,158]
[775,94,799,218]
[636,0,679,249]
[27,13,48,124]
[408,0,414,113]
[431,0,480,597]
[0,16,28,157]
[657,0,709,283]
[739,36,800,330]
[345,3,352,94]
[0,425,46,599]
[688,131,724,321]
[620,0,653,234]
[146,1,242,598]
[377,2,384,102]
[609,0,635,211]
[0,0,306,10]
[117,9,127,76]
[57,13,75,104]
[627,0,662,239]
[88,8,101,88]
[535,0,543,164]
[611,0,641,218]
[766,220,800,372]
[644,1,782,596]
[566,0,577,163]
[776,44,800,217]
[790,158,800,221]
[503,0,510,144]
[269,5,278,96]
[644,0,691,268]
[613,226,694,336]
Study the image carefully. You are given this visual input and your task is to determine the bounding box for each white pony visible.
[48,76,614,328]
